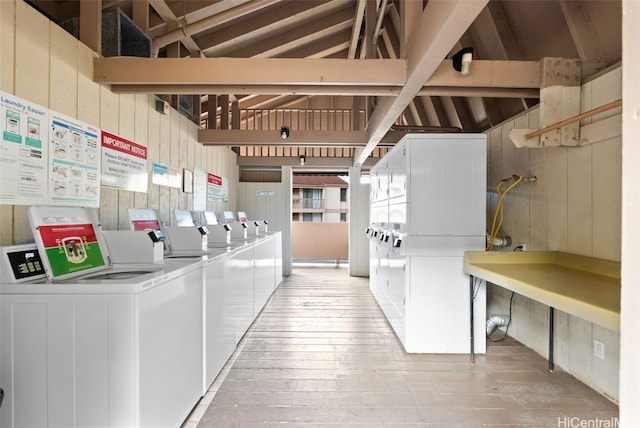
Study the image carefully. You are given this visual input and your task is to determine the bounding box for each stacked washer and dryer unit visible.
[368,133,487,354]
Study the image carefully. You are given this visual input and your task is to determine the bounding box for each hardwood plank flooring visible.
[186,266,618,427]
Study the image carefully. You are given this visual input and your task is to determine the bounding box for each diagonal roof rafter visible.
[356,0,490,165]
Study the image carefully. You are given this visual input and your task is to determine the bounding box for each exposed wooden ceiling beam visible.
[200,128,446,148]
[558,0,607,77]
[94,57,405,86]
[348,0,366,59]
[148,0,202,56]
[152,0,280,50]
[198,0,344,57]
[198,129,369,146]
[95,57,539,94]
[356,0,490,166]
[110,83,538,99]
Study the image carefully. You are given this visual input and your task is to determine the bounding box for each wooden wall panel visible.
[133,94,149,208]
[179,115,189,210]
[98,86,120,230]
[567,145,593,255]
[592,138,621,260]
[117,94,135,230]
[11,3,49,243]
[15,1,49,106]
[77,44,100,126]
[0,0,15,92]
[0,0,15,245]
[169,110,181,218]
[49,24,77,117]
[546,148,569,251]
[147,96,161,210]
[158,108,171,217]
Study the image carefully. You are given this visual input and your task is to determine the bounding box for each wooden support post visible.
[79,0,102,54]
[219,95,229,130]
[207,95,217,129]
[509,58,581,148]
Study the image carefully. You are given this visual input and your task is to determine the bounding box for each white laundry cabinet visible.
[368,134,487,353]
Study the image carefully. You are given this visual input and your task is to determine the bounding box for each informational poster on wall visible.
[152,161,182,188]
[152,161,169,186]
[0,90,49,205]
[49,112,100,207]
[101,131,148,192]
[192,166,207,210]
[207,172,227,203]
[222,177,229,202]
[168,166,182,188]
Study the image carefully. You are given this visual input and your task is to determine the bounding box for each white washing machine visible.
[0,205,205,427]
[129,208,254,394]
[128,207,213,257]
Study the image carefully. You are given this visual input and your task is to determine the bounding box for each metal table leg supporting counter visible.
[470,274,475,364]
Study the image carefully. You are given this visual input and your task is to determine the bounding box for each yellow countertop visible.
[463,251,620,332]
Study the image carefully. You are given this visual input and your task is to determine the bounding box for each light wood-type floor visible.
[185,266,619,427]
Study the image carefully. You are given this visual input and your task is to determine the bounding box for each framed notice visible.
[182,169,193,193]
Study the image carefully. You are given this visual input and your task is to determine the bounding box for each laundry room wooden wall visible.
[0,0,239,246]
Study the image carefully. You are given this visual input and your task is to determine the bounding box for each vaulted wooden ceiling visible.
[28,0,622,170]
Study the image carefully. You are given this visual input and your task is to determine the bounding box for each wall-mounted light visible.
[452,47,473,76]
[280,126,290,139]
[299,155,305,166]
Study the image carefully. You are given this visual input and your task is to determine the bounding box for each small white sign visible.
[256,190,274,196]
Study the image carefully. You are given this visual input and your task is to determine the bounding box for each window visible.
[340,188,347,202]
[303,213,322,222]
[340,213,347,222]
[302,188,323,208]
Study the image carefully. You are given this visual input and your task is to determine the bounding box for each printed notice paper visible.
[49,112,100,207]
[207,173,226,203]
[101,131,148,192]
[193,167,207,210]
[0,91,49,205]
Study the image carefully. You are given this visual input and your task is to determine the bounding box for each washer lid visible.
[28,205,110,281]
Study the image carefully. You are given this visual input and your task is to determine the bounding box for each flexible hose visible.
[487,175,523,251]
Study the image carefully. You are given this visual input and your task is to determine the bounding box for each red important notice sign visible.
[101,131,149,192]
[208,173,222,186]
[102,131,147,159]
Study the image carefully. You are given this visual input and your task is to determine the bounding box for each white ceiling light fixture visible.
[452,47,474,76]
[280,126,290,139]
